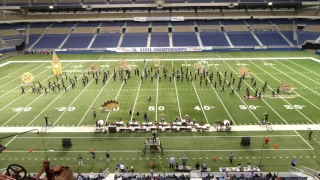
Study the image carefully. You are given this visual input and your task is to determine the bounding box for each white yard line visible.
[0,61,11,67]
[130,62,145,123]
[0,62,35,80]
[285,59,320,77]
[4,135,18,147]
[172,60,182,120]
[186,60,209,124]
[0,62,48,99]
[6,57,314,63]
[15,134,299,139]
[224,60,289,125]
[3,149,313,153]
[206,60,236,125]
[249,60,320,111]
[77,64,113,126]
[0,62,73,112]
[210,60,261,124]
[261,60,320,97]
[52,72,97,126]
[275,60,320,85]
[249,60,315,124]
[156,65,159,122]
[105,62,135,123]
[294,130,314,150]
[26,62,85,127]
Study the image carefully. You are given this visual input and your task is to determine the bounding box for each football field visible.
[0,51,320,173]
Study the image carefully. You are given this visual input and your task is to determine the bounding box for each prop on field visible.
[88,62,99,72]
[153,56,164,69]
[0,164,27,180]
[34,161,74,180]
[238,67,252,78]
[193,61,209,73]
[279,80,294,93]
[118,59,129,70]
[51,51,62,75]
[101,100,119,111]
[21,72,34,85]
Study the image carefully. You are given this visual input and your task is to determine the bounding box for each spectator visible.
[116,163,120,171]
[89,172,94,180]
[169,155,175,169]
[106,151,110,163]
[229,152,235,164]
[130,166,134,173]
[266,172,272,178]
[120,163,125,172]
[182,155,188,166]
[201,161,207,170]
[291,157,296,168]
[195,162,200,170]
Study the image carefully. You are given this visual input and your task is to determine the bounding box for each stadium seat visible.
[63,34,94,48]
[200,32,229,47]
[172,32,199,47]
[227,32,259,46]
[121,33,148,47]
[255,31,290,46]
[91,33,121,48]
[150,33,170,47]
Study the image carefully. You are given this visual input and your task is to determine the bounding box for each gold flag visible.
[51,51,62,75]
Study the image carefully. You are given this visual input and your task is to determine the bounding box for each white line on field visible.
[285,59,320,77]
[172,60,182,120]
[130,62,145,123]
[186,60,209,124]
[249,60,315,124]
[0,61,11,68]
[26,62,84,127]
[4,149,313,153]
[15,134,299,139]
[105,62,135,123]
[294,130,313,150]
[0,62,73,112]
[275,60,320,85]
[156,63,159,122]
[52,65,97,126]
[225,60,289,125]
[5,135,18,147]
[206,59,235,125]
[263,60,320,97]
[0,62,48,100]
[211,60,261,124]
[0,62,47,89]
[0,62,34,80]
[77,64,113,126]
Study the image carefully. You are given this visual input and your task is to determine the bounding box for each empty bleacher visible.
[199,25,221,32]
[150,33,169,47]
[172,32,199,47]
[5,13,26,20]
[74,13,98,19]
[135,0,154,4]
[49,13,74,19]
[227,32,259,46]
[32,0,56,5]
[109,0,132,4]
[58,0,81,5]
[74,27,95,33]
[282,31,297,45]
[173,26,194,32]
[149,11,170,17]
[63,34,94,48]
[26,35,41,48]
[303,25,320,32]
[33,34,67,49]
[223,10,248,17]
[152,26,167,32]
[6,0,29,6]
[248,10,273,16]
[83,0,106,4]
[200,32,229,47]
[165,0,184,3]
[255,31,289,46]
[171,10,196,17]
[297,31,320,45]
[121,33,148,47]
[91,33,121,48]
[197,10,222,17]
[296,9,318,16]
[273,9,295,16]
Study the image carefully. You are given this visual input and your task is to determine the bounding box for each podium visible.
[241,137,251,146]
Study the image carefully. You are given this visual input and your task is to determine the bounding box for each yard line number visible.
[56,107,76,112]
[149,106,165,111]
[12,107,32,112]
[239,105,259,110]
[194,105,214,111]
[284,105,305,110]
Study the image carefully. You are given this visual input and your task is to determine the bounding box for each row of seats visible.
[2,0,320,6]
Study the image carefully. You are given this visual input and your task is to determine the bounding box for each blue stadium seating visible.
[200,32,229,46]
[296,19,320,25]
[270,19,292,24]
[33,34,67,49]
[6,3,29,6]
[227,32,259,46]
[188,0,211,2]
[58,2,81,5]
[135,1,154,3]
[62,34,94,48]
[2,35,25,40]
[221,20,244,25]
[282,31,297,45]
[26,35,41,48]
[255,31,289,46]
[297,32,320,45]
[0,24,26,30]
[121,33,148,47]
[109,1,132,4]
[77,22,101,27]
[52,22,75,27]
[165,0,185,3]
[171,21,194,26]
[245,19,271,24]
[196,20,220,25]
[101,22,124,26]
[172,32,199,46]
[30,23,51,28]
[240,0,264,2]
[151,33,170,47]
[83,1,106,4]
[127,21,149,26]
[91,34,121,48]
[214,0,236,2]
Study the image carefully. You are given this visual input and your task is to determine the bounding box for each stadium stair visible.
[58,22,78,49]
[194,21,203,48]
[87,22,102,49]
[117,22,127,48]
[169,32,173,47]
[26,23,30,45]
[244,20,264,46]
[28,23,54,50]
[147,32,151,47]
[271,21,294,47]
[292,19,299,46]
[219,20,233,48]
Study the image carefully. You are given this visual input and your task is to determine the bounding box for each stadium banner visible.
[113,47,202,52]
[134,16,184,22]
[55,48,68,52]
